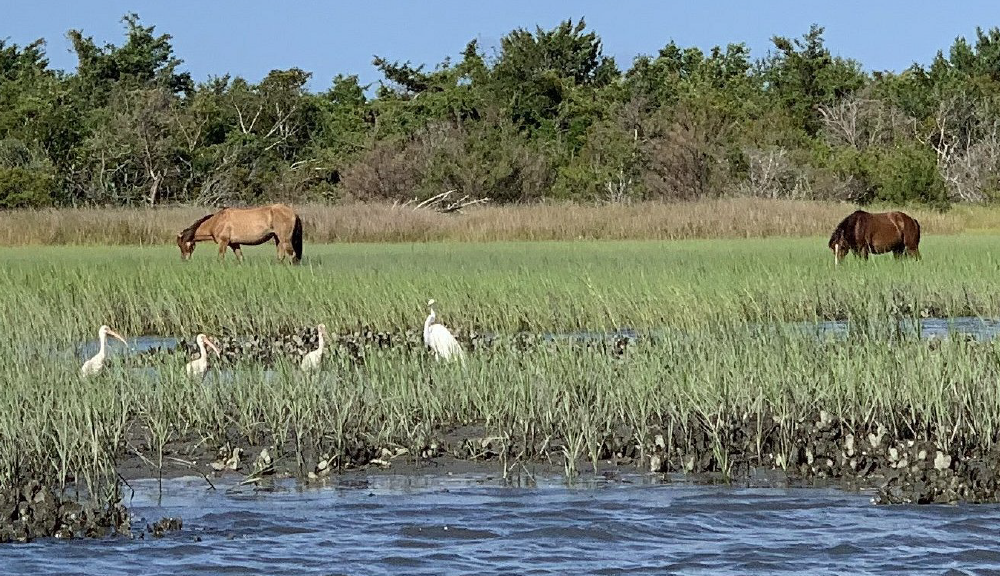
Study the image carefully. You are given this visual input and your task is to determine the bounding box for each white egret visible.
[186,333,221,378]
[423,299,464,362]
[80,325,128,378]
[301,324,327,372]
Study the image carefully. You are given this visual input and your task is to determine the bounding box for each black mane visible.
[829,210,867,248]
[178,213,215,243]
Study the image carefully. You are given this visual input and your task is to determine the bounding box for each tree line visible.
[2,15,1000,209]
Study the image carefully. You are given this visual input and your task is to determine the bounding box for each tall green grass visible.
[2,236,1000,498]
[3,235,1000,340]
[1,320,997,493]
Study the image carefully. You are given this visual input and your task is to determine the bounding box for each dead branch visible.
[392,190,491,213]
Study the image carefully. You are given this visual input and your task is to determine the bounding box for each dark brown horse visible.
[828,210,921,265]
[177,203,303,263]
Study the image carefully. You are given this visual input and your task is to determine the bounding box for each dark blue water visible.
[7,474,1000,575]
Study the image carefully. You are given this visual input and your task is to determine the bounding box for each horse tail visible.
[903,214,920,246]
[291,214,304,264]
[899,213,921,259]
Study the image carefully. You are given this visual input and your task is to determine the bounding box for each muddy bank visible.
[0,480,129,543]
[112,409,1000,506]
[140,317,1000,367]
[3,406,996,543]
[639,410,1000,505]
[145,325,633,365]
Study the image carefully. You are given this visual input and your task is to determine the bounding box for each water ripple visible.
[6,476,1000,575]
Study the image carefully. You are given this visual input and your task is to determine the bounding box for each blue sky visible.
[4,1,1000,91]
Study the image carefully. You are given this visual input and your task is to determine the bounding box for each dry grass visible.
[0,199,993,246]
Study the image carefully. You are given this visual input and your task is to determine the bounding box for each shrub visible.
[871,143,948,208]
[821,142,948,208]
[0,167,57,208]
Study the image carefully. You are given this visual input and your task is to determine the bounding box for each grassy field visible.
[2,199,1000,246]
[4,234,1000,341]
[4,235,1000,500]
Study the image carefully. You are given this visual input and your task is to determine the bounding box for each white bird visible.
[423,299,464,362]
[80,325,128,378]
[301,324,327,371]
[186,333,221,378]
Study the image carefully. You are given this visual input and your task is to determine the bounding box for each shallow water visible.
[78,316,1000,360]
[77,335,178,359]
[802,316,1000,342]
[8,474,1000,575]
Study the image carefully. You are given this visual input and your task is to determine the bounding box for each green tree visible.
[490,19,618,139]
[67,13,192,106]
[763,25,867,137]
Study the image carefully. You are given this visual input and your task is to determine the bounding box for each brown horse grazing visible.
[828,210,921,265]
[176,203,303,263]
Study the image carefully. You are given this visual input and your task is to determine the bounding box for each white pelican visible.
[186,333,221,378]
[423,299,464,362]
[80,325,128,378]
[301,324,327,371]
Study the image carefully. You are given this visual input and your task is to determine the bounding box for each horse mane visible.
[178,212,216,243]
[829,210,867,248]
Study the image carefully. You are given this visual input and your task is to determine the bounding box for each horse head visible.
[828,225,849,266]
[176,213,214,261]
[176,233,195,261]
[829,211,868,266]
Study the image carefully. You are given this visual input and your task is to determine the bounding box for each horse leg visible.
[217,238,229,261]
[908,248,922,260]
[230,244,243,263]
[275,235,295,263]
[270,235,283,262]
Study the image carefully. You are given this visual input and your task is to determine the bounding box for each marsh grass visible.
[3,236,1000,501]
[3,235,1000,339]
[4,318,999,496]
